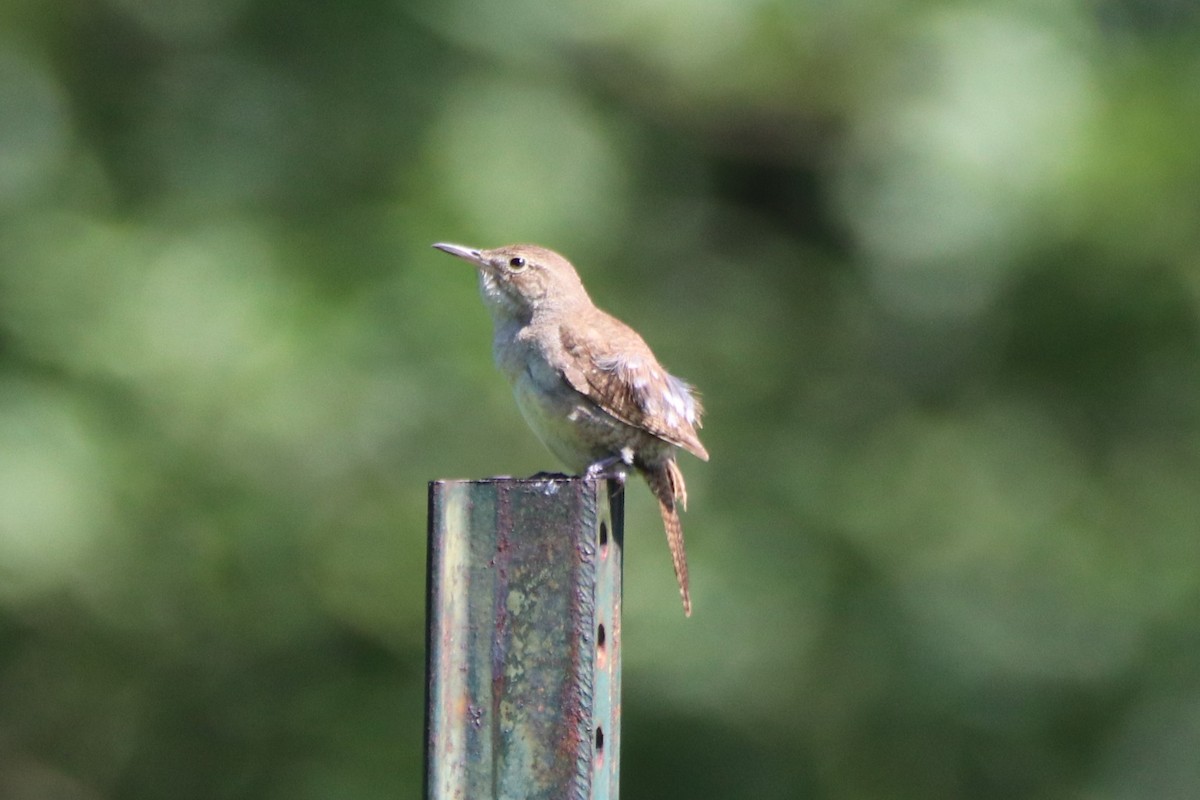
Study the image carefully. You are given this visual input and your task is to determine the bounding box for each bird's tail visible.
[643,459,691,616]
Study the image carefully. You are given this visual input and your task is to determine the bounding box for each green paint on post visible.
[425,477,623,800]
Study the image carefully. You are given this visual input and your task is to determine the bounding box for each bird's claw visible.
[584,454,630,483]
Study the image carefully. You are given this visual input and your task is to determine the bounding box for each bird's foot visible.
[584,449,634,484]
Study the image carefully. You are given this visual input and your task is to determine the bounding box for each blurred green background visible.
[2,0,1200,798]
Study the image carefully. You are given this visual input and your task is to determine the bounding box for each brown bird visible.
[433,242,709,615]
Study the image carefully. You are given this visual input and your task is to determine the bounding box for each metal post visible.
[425,477,623,800]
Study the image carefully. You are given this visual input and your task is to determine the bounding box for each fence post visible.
[425,477,623,800]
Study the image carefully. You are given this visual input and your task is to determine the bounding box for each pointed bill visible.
[432,242,485,265]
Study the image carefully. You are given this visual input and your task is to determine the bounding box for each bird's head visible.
[433,242,591,321]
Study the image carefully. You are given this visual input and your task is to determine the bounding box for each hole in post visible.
[599,521,608,549]
[597,623,606,649]
[596,622,608,668]
[595,725,604,753]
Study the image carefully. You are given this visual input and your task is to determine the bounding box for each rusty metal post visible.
[425,477,623,800]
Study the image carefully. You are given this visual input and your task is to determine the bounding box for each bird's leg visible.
[583,448,634,483]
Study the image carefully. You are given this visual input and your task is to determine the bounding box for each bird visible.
[433,242,709,615]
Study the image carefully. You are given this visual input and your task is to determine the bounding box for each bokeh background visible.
[2,1,1200,798]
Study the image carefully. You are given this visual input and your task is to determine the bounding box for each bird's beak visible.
[432,242,486,268]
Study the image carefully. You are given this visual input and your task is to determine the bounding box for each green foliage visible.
[2,0,1199,797]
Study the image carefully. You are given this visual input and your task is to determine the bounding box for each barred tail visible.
[643,459,692,616]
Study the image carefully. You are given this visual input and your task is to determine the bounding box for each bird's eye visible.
[508,256,527,271]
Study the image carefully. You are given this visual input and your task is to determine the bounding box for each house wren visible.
[433,242,709,616]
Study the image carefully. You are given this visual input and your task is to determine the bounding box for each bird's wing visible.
[556,318,709,461]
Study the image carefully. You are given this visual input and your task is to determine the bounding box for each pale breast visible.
[512,361,671,473]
